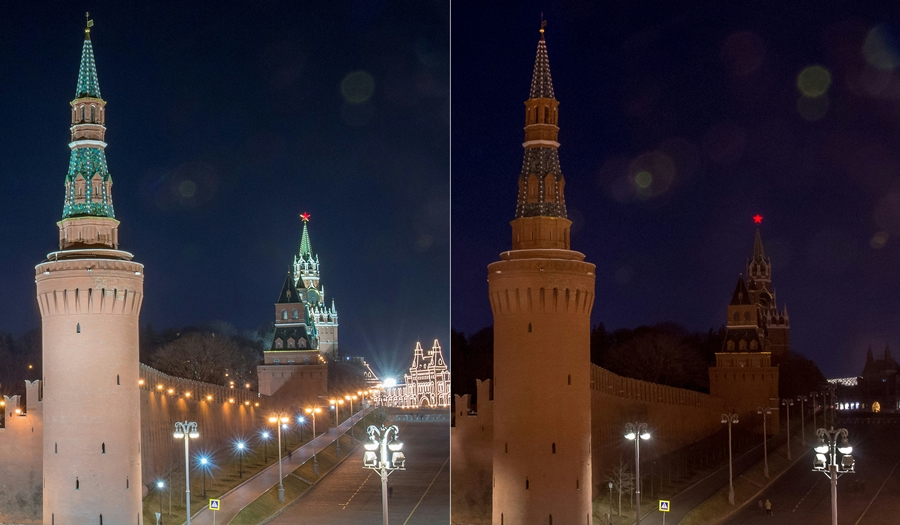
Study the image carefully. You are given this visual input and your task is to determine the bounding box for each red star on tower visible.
[300,212,311,222]
[753,214,763,224]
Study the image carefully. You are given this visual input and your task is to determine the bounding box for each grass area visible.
[141,410,380,525]
[229,430,363,525]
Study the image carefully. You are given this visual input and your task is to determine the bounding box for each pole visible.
[727,419,734,505]
[799,398,806,445]
[312,413,319,475]
[785,402,792,460]
[381,468,389,525]
[277,420,285,503]
[608,483,613,525]
[829,465,838,525]
[635,436,642,525]
[184,437,191,525]
[762,411,769,478]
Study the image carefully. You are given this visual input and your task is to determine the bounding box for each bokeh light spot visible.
[340,71,375,103]
[871,231,889,249]
[634,170,652,189]
[797,65,831,97]
[179,180,197,198]
[797,94,829,121]
[864,25,900,71]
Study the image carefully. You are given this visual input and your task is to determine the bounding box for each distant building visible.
[293,215,339,358]
[857,345,900,412]
[383,340,450,408]
[709,228,782,434]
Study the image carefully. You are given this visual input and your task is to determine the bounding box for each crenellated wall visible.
[451,365,728,523]
[0,366,273,523]
[0,381,43,524]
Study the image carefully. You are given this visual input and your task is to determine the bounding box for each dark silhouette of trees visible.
[451,327,493,403]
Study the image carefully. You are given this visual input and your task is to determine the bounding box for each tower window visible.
[567,374,571,385]
[526,478,529,489]
[55,443,57,453]
[126,477,129,489]
[552,442,556,453]
[281,310,287,320]
[102,443,105,454]
[549,515,552,525]
[77,323,81,333]
[100,515,103,525]
[117,374,120,385]
[505,442,508,453]
[528,323,532,333]
[76,477,79,490]
[292,308,299,319]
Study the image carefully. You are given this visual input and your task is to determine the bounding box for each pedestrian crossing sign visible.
[209,499,220,511]
[659,500,670,512]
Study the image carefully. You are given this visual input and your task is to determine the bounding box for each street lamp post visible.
[363,424,406,525]
[811,392,820,430]
[156,480,165,518]
[813,427,855,525]
[624,422,651,525]
[346,394,359,443]
[721,411,739,505]
[261,431,270,463]
[199,457,209,498]
[235,441,246,478]
[269,413,290,502]
[173,421,199,525]
[781,398,794,460]
[305,406,322,475]
[797,395,808,444]
[297,415,306,442]
[757,406,773,478]
[608,481,613,525]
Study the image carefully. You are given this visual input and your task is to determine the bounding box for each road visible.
[268,418,449,525]
[722,421,900,525]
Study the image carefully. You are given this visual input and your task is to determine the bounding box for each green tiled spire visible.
[76,33,101,99]
[299,214,312,257]
[62,148,114,218]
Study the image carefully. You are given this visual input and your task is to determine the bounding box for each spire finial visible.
[300,211,310,223]
[540,14,547,41]
[85,12,94,39]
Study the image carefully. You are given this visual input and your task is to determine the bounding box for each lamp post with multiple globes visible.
[363,424,406,525]
[721,411,739,505]
[813,427,855,525]
[757,406,773,478]
[624,422,651,525]
[173,421,199,525]
[305,406,322,475]
[268,413,290,502]
[781,398,794,460]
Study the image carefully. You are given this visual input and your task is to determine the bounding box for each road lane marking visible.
[853,456,900,525]
[401,455,449,525]
[341,470,375,509]
[793,476,820,512]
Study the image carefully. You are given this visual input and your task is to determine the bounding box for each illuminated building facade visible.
[36,20,145,524]
[383,340,450,408]
[487,28,595,525]
[293,214,339,358]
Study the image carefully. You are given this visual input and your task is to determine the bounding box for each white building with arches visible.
[383,340,450,408]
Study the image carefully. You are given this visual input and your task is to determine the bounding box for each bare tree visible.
[149,332,257,386]
[607,459,634,516]
[604,330,709,390]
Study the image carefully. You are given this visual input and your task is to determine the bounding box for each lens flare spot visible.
[871,231,889,249]
[340,71,375,103]
[797,95,829,121]
[178,180,197,198]
[864,25,900,71]
[634,170,652,189]
[797,65,831,97]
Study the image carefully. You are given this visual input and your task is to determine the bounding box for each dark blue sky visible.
[0,3,448,378]
[451,1,900,378]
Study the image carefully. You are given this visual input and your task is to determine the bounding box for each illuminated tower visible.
[292,213,339,358]
[35,19,144,524]
[487,26,595,525]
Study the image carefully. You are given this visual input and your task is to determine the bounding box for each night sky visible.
[451,1,900,378]
[0,3,448,379]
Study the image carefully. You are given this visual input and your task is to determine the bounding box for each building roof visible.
[276,270,303,304]
[752,228,765,261]
[730,277,752,305]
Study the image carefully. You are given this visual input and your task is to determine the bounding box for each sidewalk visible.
[187,407,376,525]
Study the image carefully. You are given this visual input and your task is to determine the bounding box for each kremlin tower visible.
[487,25,595,525]
[292,214,339,358]
[35,19,145,523]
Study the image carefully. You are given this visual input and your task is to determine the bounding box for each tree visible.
[607,459,634,516]
[149,332,257,387]
[603,327,709,391]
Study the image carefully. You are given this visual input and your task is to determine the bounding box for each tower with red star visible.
[293,213,339,358]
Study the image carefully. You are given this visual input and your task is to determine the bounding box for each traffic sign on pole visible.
[659,500,670,511]
[209,499,220,510]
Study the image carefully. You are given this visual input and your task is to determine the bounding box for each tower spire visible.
[59,18,118,249]
[753,227,765,260]
[511,27,570,249]
[299,212,312,257]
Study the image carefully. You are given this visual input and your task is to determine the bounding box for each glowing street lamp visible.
[260,430,271,463]
[198,456,210,498]
[363,424,406,525]
[813,427,855,525]
[156,480,165,516]
[721,412,739,505]
[305,406,323,475]
[173,421,199,525]
[624,422,651,525]
[297,415,306,442]
[757,406,773,478]
[268,413,291,502]
[234,441,247,478]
